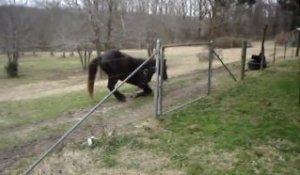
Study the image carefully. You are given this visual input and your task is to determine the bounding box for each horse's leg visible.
[108,78,126,102]
[135,83,152,97]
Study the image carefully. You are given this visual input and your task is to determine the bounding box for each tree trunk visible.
[62,51,66,58]
[70,51,74,57]
[296,31,300,57]
[93,27,101,56]
[120,10,126,46]
[105,0,113,50]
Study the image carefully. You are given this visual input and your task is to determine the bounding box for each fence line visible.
[23,37,298,174]
[161,38,298,117]
[23,52,157,175]
[240,40,296,80]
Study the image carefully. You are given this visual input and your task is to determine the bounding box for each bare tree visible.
[1,0,293,72]
[0,1,38,77]
[77,43,93,70]
[195,0,209,38]
[104,0,116,49]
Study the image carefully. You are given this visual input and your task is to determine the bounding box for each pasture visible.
[0,41,298,174]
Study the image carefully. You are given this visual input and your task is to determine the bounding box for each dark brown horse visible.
[88,49,168,102]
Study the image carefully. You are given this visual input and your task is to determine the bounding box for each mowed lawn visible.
[30,59,300,175]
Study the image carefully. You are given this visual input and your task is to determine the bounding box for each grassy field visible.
[26,59,300,175]
[0,54,85,88]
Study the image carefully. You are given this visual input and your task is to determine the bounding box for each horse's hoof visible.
[136,92,151,98]
[117,96,126,102]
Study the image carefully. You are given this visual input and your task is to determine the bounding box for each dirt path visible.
[0,75,104,102]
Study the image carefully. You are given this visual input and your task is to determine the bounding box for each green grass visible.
[0,87,108,151]
[84,134,143,167]
[0,54,84,88]
[85,59,299,174]
[149,59,300,174]
[0,89,106,129]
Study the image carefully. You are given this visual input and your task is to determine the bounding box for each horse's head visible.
[143,59,168,82]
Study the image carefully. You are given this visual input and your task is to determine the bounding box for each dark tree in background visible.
[279,1,300,27]
[278,0,300,30]
[277,0,300,56]
[237,0,256,5]
[0,2,37,77]
[0,4,20,77]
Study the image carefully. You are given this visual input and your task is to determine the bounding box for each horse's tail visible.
[88,57,100,99]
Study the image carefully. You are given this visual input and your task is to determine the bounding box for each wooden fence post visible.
[284,42,287,59]
[241,41,247,80]
[208,40,213,95]
[273,41,277,64]
[260,25,268,71]
[296,30,300,57]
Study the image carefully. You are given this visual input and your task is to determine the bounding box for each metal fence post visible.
[296,29,300,57]
[208,40,213,95]
[155,39,161,118]
[158,46,165,117]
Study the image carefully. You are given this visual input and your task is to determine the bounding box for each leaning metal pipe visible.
[23,52,156,175]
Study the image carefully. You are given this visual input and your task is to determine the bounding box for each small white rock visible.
[87,136,96,146]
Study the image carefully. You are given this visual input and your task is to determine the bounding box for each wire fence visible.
[19,38,298,174]
[156,42,211,117]
[157,39,298,118]
[240,40,297,78]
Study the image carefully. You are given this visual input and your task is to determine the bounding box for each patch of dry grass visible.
[118,147,184,175]
[31,137,184,175]
[187,141,238,174]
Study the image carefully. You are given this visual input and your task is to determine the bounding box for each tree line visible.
[0,0,299,77]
